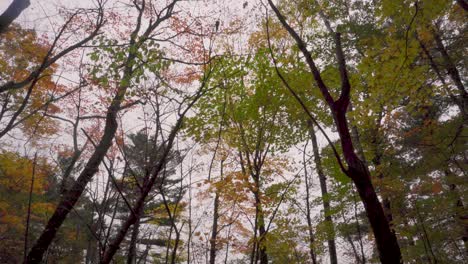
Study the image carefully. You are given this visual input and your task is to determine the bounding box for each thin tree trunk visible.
[305,185,318,264]
[308,121,338,264]
[24,153,37,263]
[25,72,129,264]
[339,208,361,264]
[209,160,223,264]
[170,224,182,264]
[352,189,366,264]
[303,141,318,264]
[250,200,258,264]
[254,190,268,264]
[414,202,438,263]
[445,169,468,253]
[224,219,233,264]
[417,36,466,117]
[187,169,192,264]
[165,223,173,264]
[209,192,219,264]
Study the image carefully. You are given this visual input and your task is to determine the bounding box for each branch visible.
[265,10,347,173]
[0,0,30,34]
[267,0,335,106]
[0,4,105,93]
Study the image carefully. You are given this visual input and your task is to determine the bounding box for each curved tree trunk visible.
[334,108,401,264]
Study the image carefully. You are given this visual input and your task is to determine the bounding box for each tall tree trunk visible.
[23,153,37,263]
[85,231,99,264]
[352,189,367,264]
[340,208,361,264]
[308,121,338,264]
[335,107,401,264]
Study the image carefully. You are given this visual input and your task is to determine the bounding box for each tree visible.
[267,1,402,262]
[114,130,183,264]
[25,1,179,262]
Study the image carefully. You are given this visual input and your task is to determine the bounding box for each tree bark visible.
[0,0,30,34]
[23,153,37,263]
[308,121,338,264]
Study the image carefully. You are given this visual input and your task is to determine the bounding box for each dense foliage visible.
[0,0,466,263]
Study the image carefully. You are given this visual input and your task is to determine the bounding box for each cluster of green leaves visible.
[88,35,170,94]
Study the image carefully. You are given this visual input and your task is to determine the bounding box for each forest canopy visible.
[0,0,466,263]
